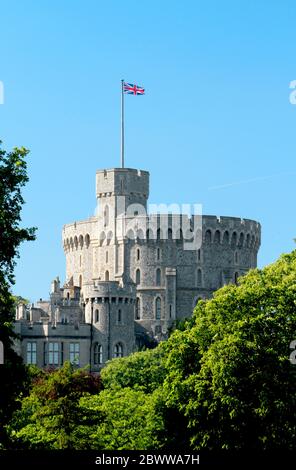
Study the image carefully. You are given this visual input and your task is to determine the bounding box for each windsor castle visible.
[14,167,261,370]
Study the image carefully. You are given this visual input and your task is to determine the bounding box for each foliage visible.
[8,362,101,449]
[0,142,36,446]
[163,251,296,450]
[77,388,166,450]
[101,346,166,393]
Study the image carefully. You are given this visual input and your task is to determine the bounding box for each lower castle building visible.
[14,167,261,370]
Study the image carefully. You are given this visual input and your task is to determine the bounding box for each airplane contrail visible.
[208,172,296,190]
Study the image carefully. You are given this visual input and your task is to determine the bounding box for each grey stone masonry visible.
[14,167,261,368]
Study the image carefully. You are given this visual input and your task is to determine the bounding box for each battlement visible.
[96,168,149,199]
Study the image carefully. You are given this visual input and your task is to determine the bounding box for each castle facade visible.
[14,168,261,370]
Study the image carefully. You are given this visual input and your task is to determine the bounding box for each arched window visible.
[135,298,140,320]
[223,231,229,245]
[246,233,250,247]
[136,269,141,285]
[231,232,237,247]
[85,234,90,248]
[95,309,99,323]
[105,270,109,281]
[197,268,202,286]
[136,248,140,261]
[155,297,161,320]
[239,232,244,247]
[113,343,123,358]
[94,343,102,365]
[205,229,212,243]
[214,230,221,244]
[156,268,161,286]
[117,309,122,324]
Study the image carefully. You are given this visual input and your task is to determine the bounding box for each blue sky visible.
[0,0,296,301]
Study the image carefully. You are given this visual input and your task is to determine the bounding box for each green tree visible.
[101,346,166,393]
[163,251,296,450]
[0,142,36,446]
[8,362,101,449]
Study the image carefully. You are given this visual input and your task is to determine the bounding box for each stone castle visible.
[14,167,261,370]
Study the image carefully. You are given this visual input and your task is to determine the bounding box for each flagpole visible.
[121,79,124,168]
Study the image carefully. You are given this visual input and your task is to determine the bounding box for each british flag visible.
[123,82,145,95]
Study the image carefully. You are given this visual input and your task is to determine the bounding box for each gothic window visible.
[239,232,244,247]
[156,268,161,286]
[94,343,103,365]
[95,309,100,323]
[137,248,140,261]
[214,230,221,244]
[135,298,140,319]
[105,270,109,281]
[69,342,80,366]
[157,248,161,260]
[26,342,37,365]
[113,343,123,358]
[231,232,237,247]
[223,231,230,245]
[205,229,212,243]
[155,297,161,320]
[85,234,90,248]
[136,269,141,285]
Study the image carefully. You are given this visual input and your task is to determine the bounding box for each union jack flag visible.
[123,82,145,95]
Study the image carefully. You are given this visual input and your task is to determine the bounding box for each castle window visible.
[205,229,212,243]
[157,228,162,240]
[155,297,161,320]
[169,304,172,318]
[26,342,37,365]
[198,249,201,261]
[197,268,202,286]
[168,228,173,240]
[69,342,80,366]
[246,233,250,247]
[135,298,141,320]
[239,232,244,247]
[136,248,140,261]
[113,343,123,358]
[105,270,109,281]
[234,272,239,285]
[85,234,90,248]
[156,268,161,286]
[136,269,141,285]
[235,251,238,264]
[106,251,108,263]
[231,232,237,247]
[117,309,122,324]
[214,230,221,244]
[79,275,82,289]
[104,205,109,227]
[48,342,59,366]
[94,343,103,365]
[223,231,229,245]
[157,248,161,260]
[95,309,100,323]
